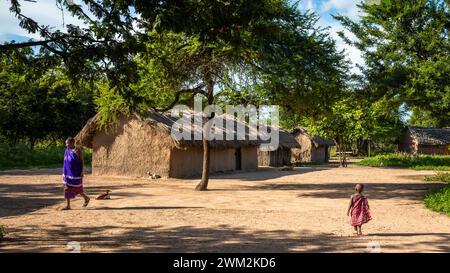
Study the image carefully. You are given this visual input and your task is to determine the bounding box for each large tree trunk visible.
[195,71,214,191]
[196,127,211,191]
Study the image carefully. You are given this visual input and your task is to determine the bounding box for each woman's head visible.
[65,137,75,149]
[355,183,364,193]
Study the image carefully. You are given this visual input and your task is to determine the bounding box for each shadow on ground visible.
[208,166,336,181]
[238,182,445,201]
[0,182,147,217]
[1,224,449,253]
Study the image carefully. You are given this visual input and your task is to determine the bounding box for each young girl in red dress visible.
[347,184,372,236]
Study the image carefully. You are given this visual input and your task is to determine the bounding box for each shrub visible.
[0,143,92,170]
[357,153,450,170]
[425,172,450,183]
[424,185,450,216]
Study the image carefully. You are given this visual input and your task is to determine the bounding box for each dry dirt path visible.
[0,166,449,252]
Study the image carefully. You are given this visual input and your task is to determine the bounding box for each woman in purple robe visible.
[62,137,90,210]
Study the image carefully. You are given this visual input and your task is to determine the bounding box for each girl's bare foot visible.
[61,206,71,210]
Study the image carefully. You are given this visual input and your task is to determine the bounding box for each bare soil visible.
[0,165,449,252]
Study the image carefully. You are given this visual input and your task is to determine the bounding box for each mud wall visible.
[241,146,258,170]
[170,146,258,178]
[92,116,173,177]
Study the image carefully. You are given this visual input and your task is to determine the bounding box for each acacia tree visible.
[336,0,450,127]
[2,0,347,190]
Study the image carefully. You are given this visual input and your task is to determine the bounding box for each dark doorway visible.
[235,148,242,170]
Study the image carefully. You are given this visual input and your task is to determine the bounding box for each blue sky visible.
[0,0,364,72]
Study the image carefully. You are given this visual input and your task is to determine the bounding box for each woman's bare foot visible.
[61,206,71,210]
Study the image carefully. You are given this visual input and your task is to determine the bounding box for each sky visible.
[0,0,365,73]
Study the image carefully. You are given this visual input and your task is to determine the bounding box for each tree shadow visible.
[0,224,367,252]
[2,224,449,253]
[207,166,337,181]
[92,206,204,210]
[238,182,445,201]
[0,182,137,217]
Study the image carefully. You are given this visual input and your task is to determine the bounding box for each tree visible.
[3,0,347,190]
[0,48,95,147]
[304,94,371,166]
[335,0,450,127]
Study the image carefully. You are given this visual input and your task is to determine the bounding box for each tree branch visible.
[152,84,207,112]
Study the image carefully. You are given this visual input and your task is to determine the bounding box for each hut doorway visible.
[235,148,242,170]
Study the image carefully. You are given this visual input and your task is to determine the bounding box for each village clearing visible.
[0,165,449,252]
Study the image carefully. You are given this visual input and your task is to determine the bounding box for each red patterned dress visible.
[350,194,372,227]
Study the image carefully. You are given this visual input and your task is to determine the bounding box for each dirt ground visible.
[0,165,449,253]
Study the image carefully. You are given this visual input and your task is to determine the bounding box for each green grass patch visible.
[356,153,450,170]
[0,143,91,170]
[424,172,450,183]
[424,184,450,216]
[413,165,450,171]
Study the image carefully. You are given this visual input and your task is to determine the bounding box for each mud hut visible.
[399,126,450,155]
[291,128,335,164]
[75,111,260,178]
[257,129,300,167]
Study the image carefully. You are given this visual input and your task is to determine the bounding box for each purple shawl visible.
[63,148,83,187]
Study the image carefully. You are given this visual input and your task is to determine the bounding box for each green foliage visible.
[425,172,450,183]
[424,184,450,216]
[94,83,130,130]
[407,107,441,127]
[336,0,450,127]
[0,143,91,170]
[0,49,96,146]
[306,95,370,145]
[357,153,450,170]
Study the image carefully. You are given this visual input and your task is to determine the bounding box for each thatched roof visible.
[138,111,261,148]
[292,127,335,147]
[259,126,301,149]
[408,126,450,145]
[76,111,273,149]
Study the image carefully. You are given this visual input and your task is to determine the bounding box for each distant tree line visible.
[0,48,95,148]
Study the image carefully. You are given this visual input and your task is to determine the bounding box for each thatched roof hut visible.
[76,111,260,149]
[75,111,262,178]
[257,128,300,167]
[399,126,450,155]
[291,127,335,164]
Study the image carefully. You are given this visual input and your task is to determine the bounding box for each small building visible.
[291,128,335,164]
[257,129,301,167]
[75,111,260,178]
[399,126,450,155]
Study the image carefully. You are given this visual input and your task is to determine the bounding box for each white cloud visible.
[0,0,87,40]
[315,1,364,73]
[321,0,362,20]
[325,21,363,74]
[306,0,314,10]
[297,0,315,11]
